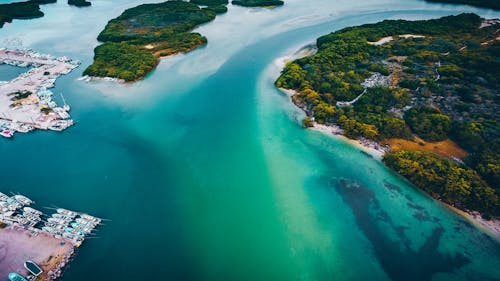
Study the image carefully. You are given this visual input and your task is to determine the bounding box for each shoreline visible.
[445,204,500,242]
[275,48,500,242]
[279,87,387,160]
[81,48,185,84]
[283,86,500,241]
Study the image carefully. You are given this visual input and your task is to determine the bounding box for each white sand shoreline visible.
[275,48,500,241]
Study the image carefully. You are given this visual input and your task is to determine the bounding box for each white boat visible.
[1,129,13,138]
[56,208,77,218]
[14,195,33,205]
[79,214,101,224]
[23,207,42,215]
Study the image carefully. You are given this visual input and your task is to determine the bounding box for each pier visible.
[0,48,79,138]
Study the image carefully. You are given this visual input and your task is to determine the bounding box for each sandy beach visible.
[276,47,499,243]
[444,205,500,242]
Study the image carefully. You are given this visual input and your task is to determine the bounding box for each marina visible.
[0,48,78,138]
[0,192,101,281]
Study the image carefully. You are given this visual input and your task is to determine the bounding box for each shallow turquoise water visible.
[1,1,499,280]
[0,64,30,81]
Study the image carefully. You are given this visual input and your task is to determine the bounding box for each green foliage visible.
[338,115,379,140]
[97,1,215,43]
[451,120,500,189]
[86,1,219,81]
[203,5,228,14]
[302,117,314,128]
[425,0,500,10]
[405,107,451,141]
[232,0,284,7]
[276,13,500,215]
[191,0,228,5]
[83,43,158,81]
[68,0,91,7]
[0,1,43,28]
[384,150,499,216]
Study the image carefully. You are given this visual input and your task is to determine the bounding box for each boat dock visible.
[0,48,79,138]
[0,191,102,281]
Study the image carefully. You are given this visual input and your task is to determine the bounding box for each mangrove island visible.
[84,0,221,81]
[0,0,56,28]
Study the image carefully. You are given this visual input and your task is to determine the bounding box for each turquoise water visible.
[1,1,499,280]
[0,64,30,81]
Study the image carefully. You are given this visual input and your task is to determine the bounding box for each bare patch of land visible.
[382,137,467,160]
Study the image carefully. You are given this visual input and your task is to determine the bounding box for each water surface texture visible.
[1,0,499,280]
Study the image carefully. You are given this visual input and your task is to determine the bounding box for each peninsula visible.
[276,14,499,218]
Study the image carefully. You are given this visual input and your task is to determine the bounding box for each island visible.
[84,1,220,82]
[232,0,284,7]
[68,0,91,7]
[276,14,499,218]
[0,0,56,28]
[83,0,287,82]
[425,0,500,10]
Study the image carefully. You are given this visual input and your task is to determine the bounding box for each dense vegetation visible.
[85,1,219,81]
[384,150,499,216]
[68,0,91,7]
[190,0,228,14]
[425,0,500,10]
[191,0,228,5]
[0,0,91,28]
[83,43,158,81]
[0,0,56,28]
[232,0,284,7]
[276,14,500,216]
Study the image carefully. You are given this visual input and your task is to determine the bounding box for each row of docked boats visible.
[42,208,101,246]
[0,192,102,246]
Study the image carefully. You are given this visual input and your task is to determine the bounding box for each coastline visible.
[310,122,387,160]
[279,87,387,161]
[445,205,500,242]
[275,48,500,242]
[81,45,192,83]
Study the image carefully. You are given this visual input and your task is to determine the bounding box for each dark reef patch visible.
[335,179,471,281]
